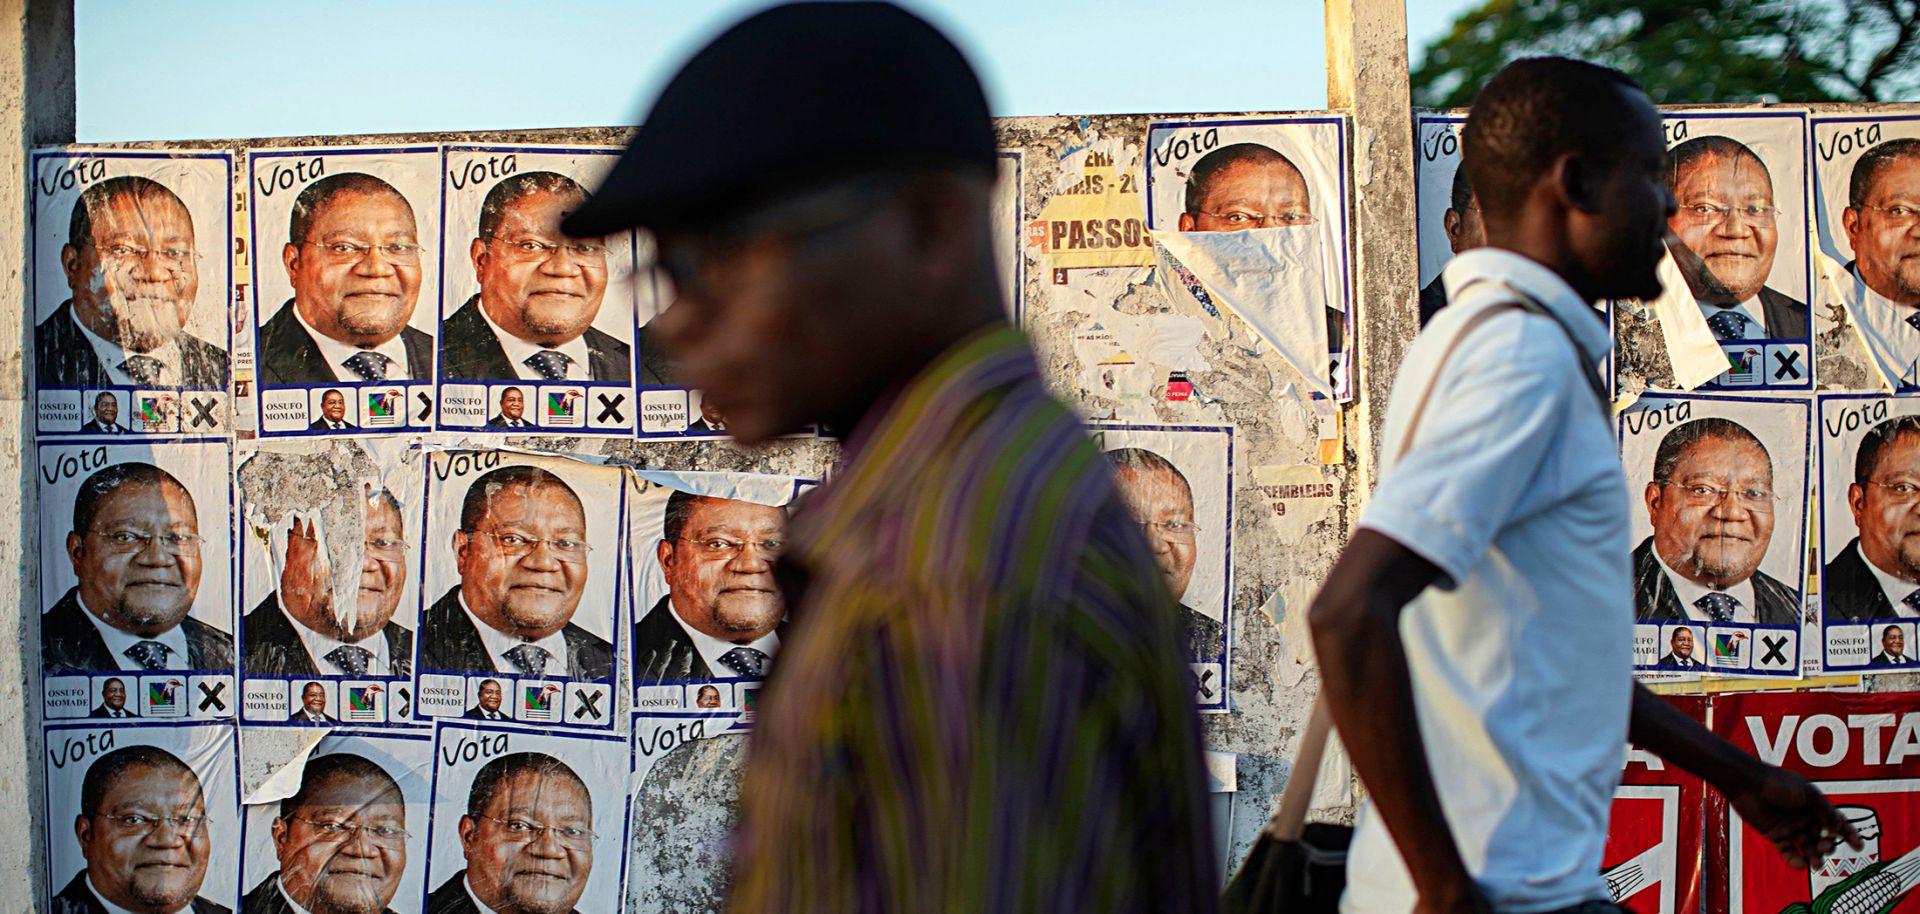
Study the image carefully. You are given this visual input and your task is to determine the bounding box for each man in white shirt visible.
[1840,139,1920,387]
[1827,415,1920,622]
[1311,57,1856,914]
[1633,417,1800,625]
[635,489,787,683]
[243,490,414,679]
[55,745,229,914]
[258,173,433,386]
[1665,135,1808,341]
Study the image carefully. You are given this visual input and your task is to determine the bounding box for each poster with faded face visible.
[1817,393,1920,672]
[43,721,239,914]
[426,722,630,914]
[30,149,234,437]
[1811,115,1920,391]
[436,146,647,436]
[1089,423,1234,711]
[236,438,424,726]
[994,149,1025,321]
[1414,114,1483,330]
[38,439,236,722]
[249,146,441,437]
[1658,110,1813,390]
[414,451,623,730]
[625,710,749,913]
[1143,116,1352,400]
[1619,393,1810,678]
[240,730,431,914]
[628,471,803,711]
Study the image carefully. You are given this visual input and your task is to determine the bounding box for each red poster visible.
[1609,695,1708,914]
[1710,692,1920,914]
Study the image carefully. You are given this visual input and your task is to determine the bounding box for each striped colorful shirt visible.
[726,324,1219,914]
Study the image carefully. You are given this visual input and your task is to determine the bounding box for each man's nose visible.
[354,247,400,276]
[518,541,564,571]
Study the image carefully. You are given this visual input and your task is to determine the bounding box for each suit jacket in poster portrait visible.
[244,872,398,914]
[257,299,434,385]
[1826,537,1906,623]
[1756,285,1811,340]
[438,295,659,384]
[426,869,582,914]
[36,299,230,389]
[634,594,792,683]
[242,593,414,678]
[42,585,234,675]
[421,586,613,679]
[52,870,231,914]
[1631,537,1801,626]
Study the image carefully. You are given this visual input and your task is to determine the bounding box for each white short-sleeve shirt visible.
[1342,248,1634,914]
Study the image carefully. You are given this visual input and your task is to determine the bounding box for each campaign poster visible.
[1817,394,1920,672]
[629,471,805,711]
[626,710,749,913]
[248,145,441,437]
[1089,423,1234,710]
[995,149,1025,322]
[43,721,240,913]
[1710,691,1920,914]
[1143,116,1353,400]
[1810,115,1920,391]
[1606,695,1706,914]
[1619,393,1810,678]
[30,149,234,438]
[38,438,236,722]
[240,729,432,914]
[435,145,645,436]
[235,438,424,726]
[1660,110,1814,390]
[425,721,631,914]
[413,451,622,730]
[1414,113,1477,329]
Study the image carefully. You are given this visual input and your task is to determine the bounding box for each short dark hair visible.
[1668,135,1771,195]
[1856,416,1920,487]
[1651,418,1769,484]
[289,172,414,246]
[81,744,197,816]
[662,489,705,544]
[459,465,582,532]
[279,753,402,820]
[478,171,588,241]
[69,175,189,249]
[1849,138,1920,209]
[322,389,345,402]
[93,391,116,408]
[1183,143,1304,216]
[1462,57,1643,222]
[1671,627,1693,646]
[72,462,194,536]
[1448,161,1474,215]
[465,751,589,819]
[1105,447,1194,505]
[1886,624,1903,639]
[102,677,124,688]
[480,678,500,689]
[302,681,325,693]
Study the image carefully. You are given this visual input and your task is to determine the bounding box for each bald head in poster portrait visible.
[422,466,613,680]
[635,489,788,683]
[52,744,229,914]
[441,171,662,385]
[1828,414,1920,622]
[258,172,434,385]
[1105,447,1227,659]
[44,461,233,676]
[37,175,229,390]
[1664,135,1808,341]
[1633,417,1799,626]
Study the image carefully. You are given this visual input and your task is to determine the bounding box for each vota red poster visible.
[1609,695,1707,914]
[1711,692,1920,914]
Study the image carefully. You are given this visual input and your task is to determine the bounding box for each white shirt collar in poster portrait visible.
[71,304,185,387]
[477,302,591,382]
[275,594,392,676]
[1842,262,1920,388]
[78,592,191,672]
[666,600,781,679]
[1653,549,1760,624]
[1861,547,1920,619]
[457,590,572,678]
[290,302,413,382]
[1696,296,1768,339]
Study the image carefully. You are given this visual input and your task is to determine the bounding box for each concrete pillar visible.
[1325,0,1417,493]
[2,0,74,902]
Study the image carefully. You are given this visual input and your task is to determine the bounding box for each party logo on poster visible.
[523,684,560,721]
[364,389,403,427]
[546,390,581,421]
[345,685,382,722]
[149,678,183,712]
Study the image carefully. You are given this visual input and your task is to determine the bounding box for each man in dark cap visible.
[564,4,1214,911]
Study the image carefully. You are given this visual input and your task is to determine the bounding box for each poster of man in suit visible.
[236,440,421,726]
[1816,394,1920,672]
[1411,114,1485,328]
[413,453,621,730]
[628,473,799,705]
[43,721,239,914]
[248,146,440,437]
[1811,115,1920,390]
[30,150,233,439]
[239,731,429,914]
[435,146,652,436]
[37,439,236,721]
[1621,393,1809,678]
[425,723,629,914]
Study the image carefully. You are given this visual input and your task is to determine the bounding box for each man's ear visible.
[283,242,302,283]
[61,244,84,289]
[657,538,676,576]
[1443,209,1463,245]
[1177,212,1197,232]
[1553,153,1606,215]
[471,237,489,279]
[1844,206,1863,244]
[1851,482,1868,527]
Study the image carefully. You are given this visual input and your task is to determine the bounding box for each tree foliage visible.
[1412,0,1920,107]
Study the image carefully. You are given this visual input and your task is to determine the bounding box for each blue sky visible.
[75,0,1482,142]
